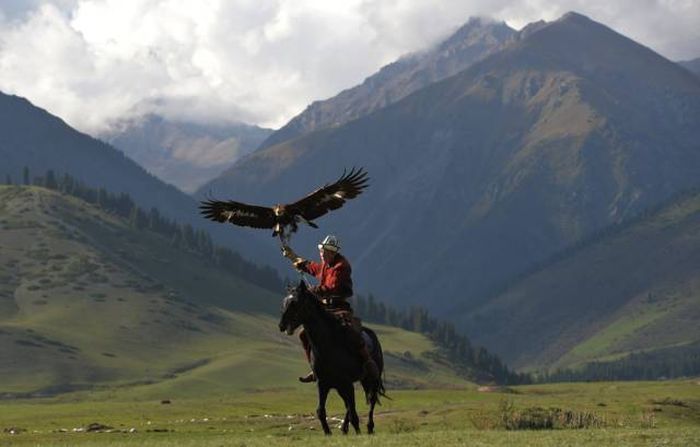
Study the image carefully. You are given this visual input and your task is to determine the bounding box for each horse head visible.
[279,280,315,335]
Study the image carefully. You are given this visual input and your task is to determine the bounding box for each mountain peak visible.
[515,11,610,42]
[438,17,515,51]
[251,15,515,151]
[558,11,593,23]
[449,16,511,36]
[506,10,700,88]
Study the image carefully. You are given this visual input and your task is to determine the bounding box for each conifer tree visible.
[45,170,58,190]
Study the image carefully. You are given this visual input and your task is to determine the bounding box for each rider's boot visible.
[298,371,316,383]
[298,330,316,383]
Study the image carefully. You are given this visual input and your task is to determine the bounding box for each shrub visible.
[499,400,607,430]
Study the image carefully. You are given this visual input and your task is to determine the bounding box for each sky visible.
[0,0,698,134]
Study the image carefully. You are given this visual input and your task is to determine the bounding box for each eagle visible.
[199,167,369,244]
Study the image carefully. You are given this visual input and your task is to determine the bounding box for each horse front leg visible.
[338,383,360,435]
[316,383,331,435]
[341,410,350,434]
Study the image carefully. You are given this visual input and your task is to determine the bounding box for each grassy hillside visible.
[0,185,472,396]
[464,189,700,370]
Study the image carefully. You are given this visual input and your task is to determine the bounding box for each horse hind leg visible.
[367,395,376,435]
[362,381,377,435]
[362,327,384,434]
[316,383,332,435]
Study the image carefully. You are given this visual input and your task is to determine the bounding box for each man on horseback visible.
[282,235,379,383]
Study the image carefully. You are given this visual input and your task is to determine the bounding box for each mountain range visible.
[257,17,517,150]
[196,12,700,325]
[100,114,272,193]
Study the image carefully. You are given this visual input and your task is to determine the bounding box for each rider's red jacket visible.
[301,254,353,298]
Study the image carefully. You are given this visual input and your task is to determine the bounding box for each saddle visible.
[320,296,362,332]
[318,298,376,372]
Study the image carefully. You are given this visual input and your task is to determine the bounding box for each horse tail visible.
[362,327,389,404]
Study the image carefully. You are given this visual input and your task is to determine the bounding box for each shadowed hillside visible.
[463,188,700,370]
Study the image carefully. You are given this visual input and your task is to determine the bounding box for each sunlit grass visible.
[1,380,698,446]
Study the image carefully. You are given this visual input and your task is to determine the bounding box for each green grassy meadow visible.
[1,380,699,446]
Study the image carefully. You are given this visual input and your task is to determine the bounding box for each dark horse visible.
[279,280,386,435]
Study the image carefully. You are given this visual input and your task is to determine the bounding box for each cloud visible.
[0,0,77,21]
[0,0,697,134]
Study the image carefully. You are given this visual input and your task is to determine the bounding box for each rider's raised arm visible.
[282,245,316,274]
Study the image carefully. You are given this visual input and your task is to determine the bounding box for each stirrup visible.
[298,371,316,383]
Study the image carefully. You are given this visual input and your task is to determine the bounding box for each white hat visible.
[318,234,340,252]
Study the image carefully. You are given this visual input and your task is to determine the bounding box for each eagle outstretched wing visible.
[199,199,276,229]
[289,167,369,220]
[199,168,369,237]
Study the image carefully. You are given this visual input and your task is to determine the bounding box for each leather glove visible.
[292,258,306,270]
[281,245,297,260]
[282,245,306,270]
